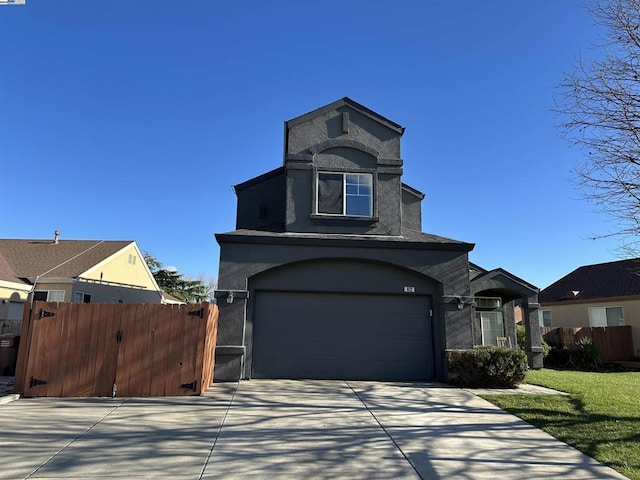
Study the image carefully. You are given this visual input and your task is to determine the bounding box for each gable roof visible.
[285,97,405,135]
[539,258,640,303]
[0,239,133,283]
[469,262,538,298]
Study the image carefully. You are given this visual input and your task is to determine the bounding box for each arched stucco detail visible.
[309,139,380,160]
[248,257,441,294]
[243,257,444,380]
[9,292,22,302]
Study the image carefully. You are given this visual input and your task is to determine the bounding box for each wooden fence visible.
[542,326,633,362]
[14,301,218,398]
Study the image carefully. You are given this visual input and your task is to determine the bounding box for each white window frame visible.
[33,290,65,302]
[74,291,92,303]
[477,311,505,346]
[316,171,373,217]
[540,310,552,327]
[474,296,501,309]
[588,306,624,327]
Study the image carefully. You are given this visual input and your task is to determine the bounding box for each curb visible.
[0,394,19,405]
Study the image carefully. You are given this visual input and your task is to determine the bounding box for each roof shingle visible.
[539,258,640,303]
[0,239,133,282]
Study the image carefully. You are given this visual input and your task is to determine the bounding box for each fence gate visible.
[14,301,218,398]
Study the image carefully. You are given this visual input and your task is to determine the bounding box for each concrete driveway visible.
[0,380,628,479]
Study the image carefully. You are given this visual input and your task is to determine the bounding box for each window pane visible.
[33,291,47,302]
[48,290,65,302]
[346,184,358,195]
[478,311,504,346]
[346,196,371,216]
[606,307,624,326]
[318,173,343,214]
[345,173,372,216]
[588,308,607,327]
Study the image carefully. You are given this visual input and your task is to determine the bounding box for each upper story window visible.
[317,172,373,217]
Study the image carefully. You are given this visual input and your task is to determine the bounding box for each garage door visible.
[251,291,432,381]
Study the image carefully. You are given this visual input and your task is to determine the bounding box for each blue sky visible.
[0,0,622,289]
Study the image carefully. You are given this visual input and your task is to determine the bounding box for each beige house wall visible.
[33,281,74,302]
[0,284,29,301]
[82,243,157,290]
[542,297,640,358]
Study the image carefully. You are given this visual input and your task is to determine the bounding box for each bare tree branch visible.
[555,0,640,254]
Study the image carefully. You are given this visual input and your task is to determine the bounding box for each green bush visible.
[447,346,528,388]
[545,337,601,371]
[516,325,551,357]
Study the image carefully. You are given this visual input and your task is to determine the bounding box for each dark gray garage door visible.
[251,291,433,381]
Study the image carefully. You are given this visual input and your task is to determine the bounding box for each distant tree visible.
[143,252,208,303]
[185,274,217,302]
[555,0,640,253]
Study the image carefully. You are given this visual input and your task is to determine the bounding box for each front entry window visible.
[317,172,372,216]
[477,311,505,346]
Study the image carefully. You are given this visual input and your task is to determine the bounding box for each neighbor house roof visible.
[539,258,640,303]
[0,239,133,283]
[0,251,22,284]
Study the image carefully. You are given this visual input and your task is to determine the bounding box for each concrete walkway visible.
[0,380,628,479]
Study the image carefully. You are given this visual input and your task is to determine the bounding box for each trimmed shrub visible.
[516,325,550,357]
[447,346,528,388]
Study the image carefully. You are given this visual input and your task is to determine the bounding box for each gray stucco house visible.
[214,98,542,382]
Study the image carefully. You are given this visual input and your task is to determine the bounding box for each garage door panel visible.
[252,291,432,381]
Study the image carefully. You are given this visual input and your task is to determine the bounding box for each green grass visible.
[482,369,640,480]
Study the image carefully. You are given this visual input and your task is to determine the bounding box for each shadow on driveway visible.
[0,380,628,479]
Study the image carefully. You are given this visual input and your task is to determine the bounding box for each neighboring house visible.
[214,97,542,382]
[161,291,186,305]
[0,234,163,334]
[539,258,640,358]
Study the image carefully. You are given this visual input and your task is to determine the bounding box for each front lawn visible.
[482,369,640,480]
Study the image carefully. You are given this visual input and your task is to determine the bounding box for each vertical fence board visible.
[93,304,116,397]
[13,302,33,394]
[543,326,633,362]
[179,306,199,395]
[200,305,219,392]
[114,303,136,397]
[163,306,185,396]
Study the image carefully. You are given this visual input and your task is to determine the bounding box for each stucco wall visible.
[72,281,162,304]
[236,169,286,231]
[401,188,422,232]
[543,298,640,358]
[81,244,157,290]
[286,105,401,160]
[215,235,474,381]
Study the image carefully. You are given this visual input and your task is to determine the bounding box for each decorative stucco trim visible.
[308,139,380,158]
[285,153,314,163]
